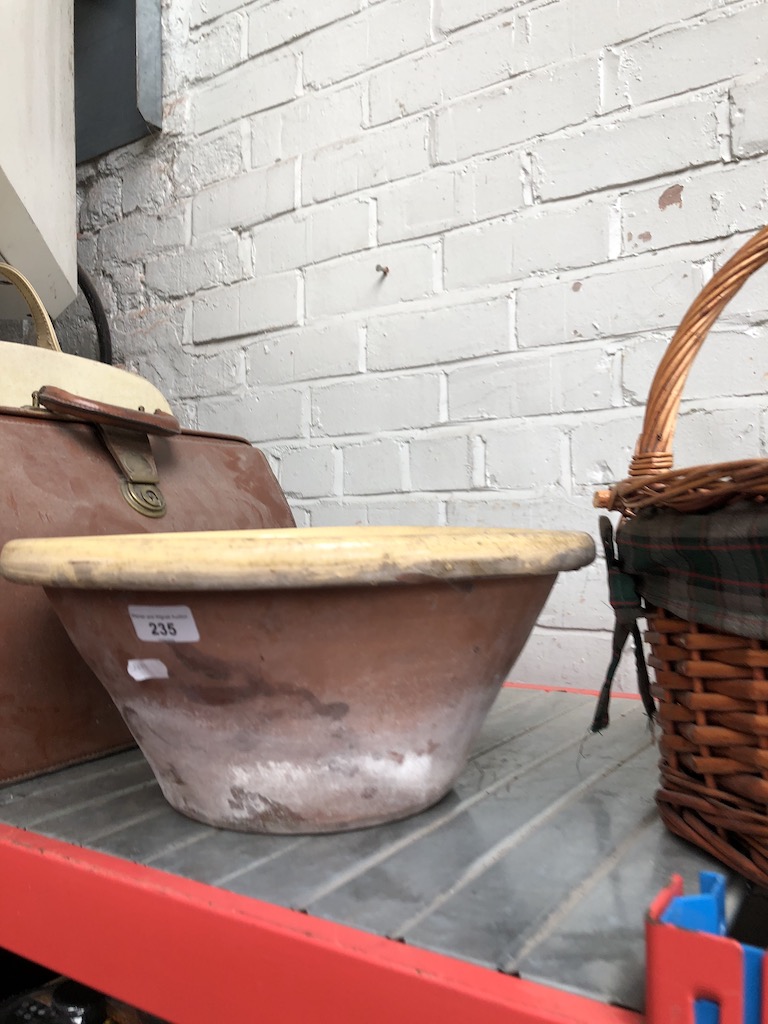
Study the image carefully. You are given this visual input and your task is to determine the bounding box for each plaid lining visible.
[617,503,768,640]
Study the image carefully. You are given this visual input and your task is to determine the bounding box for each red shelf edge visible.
[0,823,642,1024]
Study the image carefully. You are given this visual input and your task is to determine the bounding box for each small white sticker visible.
[128,605,200,643]
[127,658,169,681]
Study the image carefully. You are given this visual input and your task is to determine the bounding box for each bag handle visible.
[630,225,768,477]
[0,263,61,353]
[36,385,181,436]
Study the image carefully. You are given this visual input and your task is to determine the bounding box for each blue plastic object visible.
[660,872,763,1024]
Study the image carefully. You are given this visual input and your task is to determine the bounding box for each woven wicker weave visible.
[595,225,768,887]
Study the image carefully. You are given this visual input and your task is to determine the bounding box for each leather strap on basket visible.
[0,263,61,352]
[595,225,768,514]
[590,517,655,732]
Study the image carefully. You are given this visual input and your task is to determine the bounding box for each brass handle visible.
[36,385,181,436]
[0,263,61,352]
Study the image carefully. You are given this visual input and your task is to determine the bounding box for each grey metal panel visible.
[402,741,659,966]
[75,0,162,163]
[39,780,162,842]
[220,690,585,904]
[148,828,307,885]
[516,819,740,1012]
[136,0,163,129]
[93,807,208,863]
[307,707,649,936]
[0,689,733,1014]
[0,752,150,827]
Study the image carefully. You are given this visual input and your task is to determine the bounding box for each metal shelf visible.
[0,686,728,1022]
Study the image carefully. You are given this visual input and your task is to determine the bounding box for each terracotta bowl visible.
[0,526,594,833]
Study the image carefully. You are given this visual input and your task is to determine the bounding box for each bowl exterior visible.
[46,575,555,833]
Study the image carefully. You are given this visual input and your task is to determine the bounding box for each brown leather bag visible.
[0,264,294,784]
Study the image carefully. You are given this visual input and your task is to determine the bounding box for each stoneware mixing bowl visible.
[0,526,594,833]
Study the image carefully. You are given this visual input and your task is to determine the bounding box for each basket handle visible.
[628,225,768,477]
[0,263,61,353]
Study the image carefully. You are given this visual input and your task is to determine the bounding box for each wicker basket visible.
[595,225,768,888]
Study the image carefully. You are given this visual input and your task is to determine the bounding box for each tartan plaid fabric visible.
[616,503,768,640]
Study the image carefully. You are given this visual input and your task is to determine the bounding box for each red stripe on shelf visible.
[0,823,642,1024]
[505,681,641,700]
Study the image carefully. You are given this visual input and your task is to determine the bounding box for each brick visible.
[264,82,364,167]
[604,6,767,108]
[444,200,610,290]
[302,118,429,203]
[512,629,635,691]
[196,387,305,442]
[108,300,187,361]
[189,0,243,28]
[366,496,442,526]
[675,403,762,468]
[134,345,244,401]
[446,492,598,533]
[445,220,515,290]
[79,176,122,232]
[438,0,513,34]
[173,126,244,198]
[251,82,364,166]
[145,235,242,298]
[303,0,431,90]
[343,438,404,494]
[436,56,599,164]
[520,0,721,71]
[448,346,613,421]
[304,242,435,318]
[247,322,360,385]
[279,445,336,498]
[288,506,311,528]
[712,233,768,322]
[309,501,367,527]
[192,160,295,237]
[97,267,142,316]
[482,421,564,489]
[535,561,612,632]
[97,208,189,263]
[732,68,768,158]
[251,197,371,275]
[516,259,704,348]
[192,50,298,135]
[570,409,645,488]
[450,198,614,292]
[470,151,525,223]
[369,21,515,125]
[189,14,243,84]
[192,272,299,343]
[311,373,441,436]
[533,98,720,201]
[620,160,768,256]
[367,299,509,371]
[185,350,245,400]
[121,157,174,215]
[375,149,524,247]
[377,167,474,244]
[409,432,473,490]
[248,0,362,56]
[622,330,766,407]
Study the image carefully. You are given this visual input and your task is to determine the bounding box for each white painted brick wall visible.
[343,438,404,494]
[75,0,768,690]
[367,299,509,371]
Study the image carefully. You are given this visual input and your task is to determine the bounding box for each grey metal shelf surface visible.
[0,687,729,1013]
